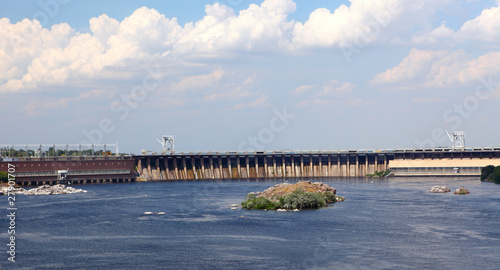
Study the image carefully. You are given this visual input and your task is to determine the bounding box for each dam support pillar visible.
[218,157,223,179]
[209,157,214,179]
[355,155,359,177]
[182,157,187,180]
[282,156,286,178]
[174,157,179,179]
[327,155,331,177]
[228,157,232,178]
[273,156,278,177]
[364,155,369,176]
[337,156,341,177]
[245,157,250,178]
[264,156,268,177]
[346,155,351,177]
[310,155,313,177]
[300,156,304,177]
[200,158,205,179]
[255,157,259,178]
[319,156,323,177]
[237,157,241,178]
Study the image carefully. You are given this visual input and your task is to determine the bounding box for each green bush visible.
[241,194,281,210]
[367,170,390,177]
[0,171,7,183]
[279,189,331,209]
[490,169,500,183]
[481,165,500,183]
[481,165,495,180]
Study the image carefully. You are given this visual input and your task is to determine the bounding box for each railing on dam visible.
[171,146,500,156]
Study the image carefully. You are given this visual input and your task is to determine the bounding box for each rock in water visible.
[23,184,87,195]
[429,186,451,193]
[0,186,26,195]
[454,186,470,195]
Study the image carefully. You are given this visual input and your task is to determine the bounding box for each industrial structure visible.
[0,143,134,186]
[157,135,175,154]
[446,131,466,149]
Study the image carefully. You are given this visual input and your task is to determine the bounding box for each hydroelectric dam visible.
[136,147,500,181]
[3,143,500,186]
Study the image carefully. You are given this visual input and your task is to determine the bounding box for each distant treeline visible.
[1,148,116,157]
[481,165,500,183]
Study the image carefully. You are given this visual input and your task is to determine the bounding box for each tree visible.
[481,165,500,183]
[481,165,495,180]
[491,167,500,183]
[0,171,8,183]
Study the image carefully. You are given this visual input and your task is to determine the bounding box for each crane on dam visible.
[446,131,465,149]
[157,135,175,154]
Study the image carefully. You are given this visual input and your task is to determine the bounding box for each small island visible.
[429,186,451,193]
[481,165,500,184]
[454,186,470,195]
[241,181,344,211]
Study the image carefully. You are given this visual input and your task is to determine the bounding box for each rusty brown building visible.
[1,156,136,186]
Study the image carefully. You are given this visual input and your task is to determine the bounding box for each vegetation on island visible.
[241,181,344,210]
[367,169,391,177]
[481,165,500,183]
[241,189,338,210]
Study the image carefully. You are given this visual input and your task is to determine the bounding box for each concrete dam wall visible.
[135,148,500,180]
[136,151,392,180]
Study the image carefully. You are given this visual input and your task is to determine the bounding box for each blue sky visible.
[1,0,500,153]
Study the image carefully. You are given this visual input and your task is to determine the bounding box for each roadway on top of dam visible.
[136,146,500,157]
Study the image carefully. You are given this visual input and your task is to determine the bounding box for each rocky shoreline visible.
[0,184,87,195]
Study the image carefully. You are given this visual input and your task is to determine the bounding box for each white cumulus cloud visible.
[292,0,402,49]
[1,0,494,94]
[411,1,500,45]
[372,48,500,90]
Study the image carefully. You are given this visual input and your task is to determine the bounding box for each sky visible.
[1,0,500,154]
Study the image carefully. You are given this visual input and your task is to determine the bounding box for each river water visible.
[4,177,500,269]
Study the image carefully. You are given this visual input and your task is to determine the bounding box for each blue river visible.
[3,177,500,269]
